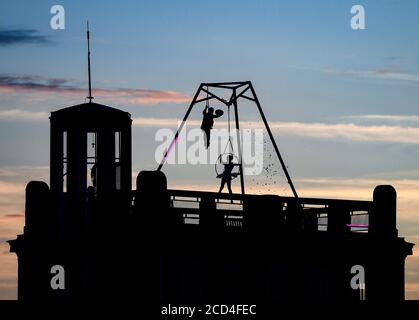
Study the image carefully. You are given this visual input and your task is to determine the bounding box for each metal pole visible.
[157,84,202,171]
[87,21,93,103]
[232,89,245,197]
[248,83,299,200]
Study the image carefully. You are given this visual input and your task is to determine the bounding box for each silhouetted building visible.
[9,102,133,302]
[8,101,414,305]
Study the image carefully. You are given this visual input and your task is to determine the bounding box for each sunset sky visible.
[1,0,419,299]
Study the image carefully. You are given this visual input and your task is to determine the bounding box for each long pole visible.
[87,21,93,103]
[248,83,299,200]
[232,89,245,196]
[157,85,202,171]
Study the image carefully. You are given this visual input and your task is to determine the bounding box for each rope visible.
[205,86,209,108]
[224,105,234,155]
[228,105,231,134]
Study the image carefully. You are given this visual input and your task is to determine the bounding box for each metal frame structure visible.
[157,81,299,202]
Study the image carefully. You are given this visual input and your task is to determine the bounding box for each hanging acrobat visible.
[200,87,223,148]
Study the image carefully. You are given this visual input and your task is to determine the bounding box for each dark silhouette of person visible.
[218,155,239,198]
[201,105,222,149]
[90,163,97,188]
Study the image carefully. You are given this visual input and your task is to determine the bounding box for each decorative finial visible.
[87,21,93,103]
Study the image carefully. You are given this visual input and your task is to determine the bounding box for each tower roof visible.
[53,102,127,114]
[50,102,131,129]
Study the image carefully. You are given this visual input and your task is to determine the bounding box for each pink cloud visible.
[0,213,24,220]
[0,74,191,105]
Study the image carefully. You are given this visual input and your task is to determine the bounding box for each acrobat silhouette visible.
[90,163,97,187]
[217,155,240,197]
[201,105,223,148]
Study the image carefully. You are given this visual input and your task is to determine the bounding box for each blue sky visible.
[0,0,419,299]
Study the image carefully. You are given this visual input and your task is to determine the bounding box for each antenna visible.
[86,21,94,103]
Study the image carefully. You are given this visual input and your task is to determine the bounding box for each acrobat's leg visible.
[227,179,233,203]
[201,129,208,148]
[219,178,225,193]
[205,129,211,148]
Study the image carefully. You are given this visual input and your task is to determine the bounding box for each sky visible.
[0,0,419,299]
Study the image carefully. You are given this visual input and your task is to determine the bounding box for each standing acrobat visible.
[218,155,239,197]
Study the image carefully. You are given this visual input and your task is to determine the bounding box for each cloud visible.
[0,74,191,105]
[1,214,24,219]
[133,117,201,127]
[267,122,419,144]
[324,68,419,83]
[0,167,48,219]
[295,177,419,220]
[384,56,403,62]
[0,166,49,183]
[0,181,25,217]
[341,114,419,123]
[132,116,419,145]
[0,180,24,195]
[0,243,18,300]
[0,109,49,122]
[2,108,418,145]
[0,28,51,45]
[94,88,191,105]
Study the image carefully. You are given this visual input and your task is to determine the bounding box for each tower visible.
[8,23,134,302]
[50,102,132,195]
[8,102,133,302]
